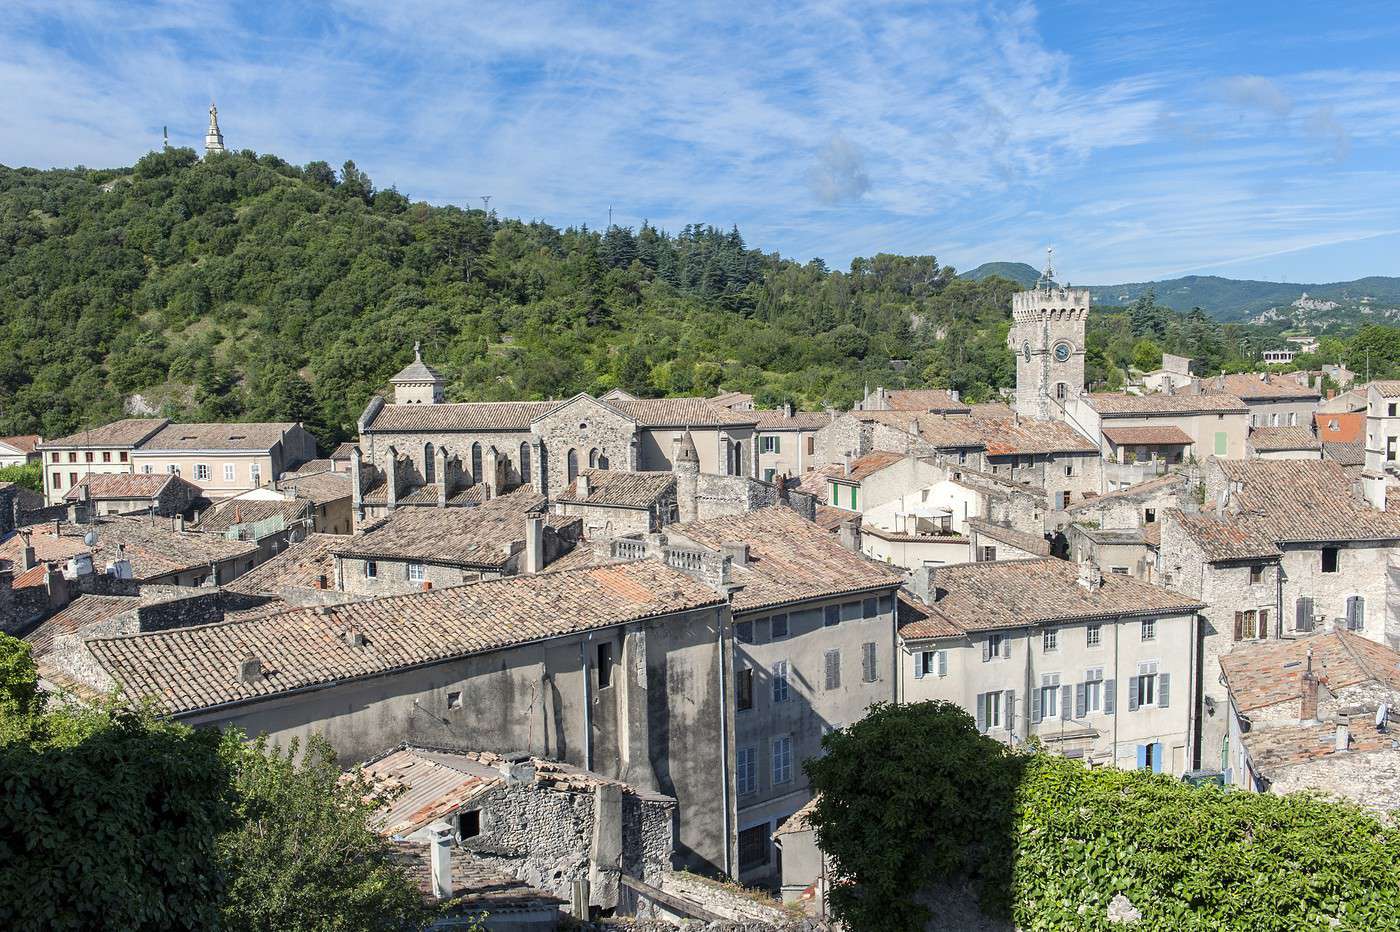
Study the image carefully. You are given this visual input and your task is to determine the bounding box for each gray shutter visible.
[1296,597,1313,632]
[1104,679,1115,715]
[1001,637,1011,659]
[1075,682,1087,718]
[938,650,947,676]
[1031,686,1042,723]
[976,693,986,732]
[1061,685,1072,720]
[913,652,925,679]
[1127,676,1139,711]
[981,640,991,663]
[1004,689,1015,732]
[1158,672,1171,708]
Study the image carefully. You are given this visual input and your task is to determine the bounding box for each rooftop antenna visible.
[1037,247,1056,290]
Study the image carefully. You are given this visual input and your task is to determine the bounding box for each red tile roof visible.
[0,434,41,454]
[1165,509,1281,562]
[607,397,757,427]
[63,473,198,502]
[1202,373,1319,401]
[1314,412,1363,444]
[1102,425,1194,446]
[225,534,341,596]
[43,418,169,449]
[897,590,963,640]
[751,409,833,430]
[1086,393,1247,415]
[1220,629,1400,713]
[556,469,675,508]
[139,422,301,452]
[368,402,559,432]
[1248,426,1322,452]
[1216,459,1400,543]
[876,389,969,413]
[836,451,905,482]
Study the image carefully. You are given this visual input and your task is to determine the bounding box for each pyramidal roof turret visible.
[391,341,443,383]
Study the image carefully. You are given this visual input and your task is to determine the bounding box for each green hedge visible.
[805,701,1400,931]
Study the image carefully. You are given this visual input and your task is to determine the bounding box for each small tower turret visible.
[390,341,445,405]
[674,429,700,523]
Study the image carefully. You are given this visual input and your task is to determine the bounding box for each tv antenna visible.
[480,195,492,213]
[608,204,613,229]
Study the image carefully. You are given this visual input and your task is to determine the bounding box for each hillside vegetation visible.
[0,148,1350,446]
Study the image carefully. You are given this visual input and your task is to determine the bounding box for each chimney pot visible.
[1335,714,1351,753]
[524,513,545,574]
[429,825,454,900]
[837,519,861,553]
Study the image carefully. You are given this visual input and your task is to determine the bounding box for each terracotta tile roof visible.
[1064,475,1184,514]
[84,560,725,715]
[967,402,1016,418]
[63,473,200,502]
[772,795,821,838]
[965,518,1050,555]
[1249,426,1322,452]
[1220,629,1400,713]
[1216,459,1400,542]
[23,594,142,659]
[556,469,674,508]
[608,397,758,427]
[278,470,352,504]
[915,558,1203,632]
[288,458,335,475]
[708,390,754,408]
[388,843,564,915]
[835,451,905,482]
[795,464,843,503]
[1085,392,1247,415]
[876,389,970,413]
[1102,425,1194,446]
[0,434,40,454]
[331,442,357,460]
[139,422,301,452]
[1201,373,1319,401]
[0,517,258,582]
[751,409,832,430]
[850,411,984,448]
[897,590,964,640]
[813,505,859,531]
[1314,412,1363,444]
[42,418,168,449]
[225,534,341,596]
[1141,522,1162,547]
[966,417,1097,456]
[367,402,557,432]
[1323,441,1365,467]
[1240,718,1399,778]
[1165,509,1281,562]
[192,498,313,533]
[670,508,901,612]
[335,487,573,568]
[1372,380,1400,398]
[12,563,48,588]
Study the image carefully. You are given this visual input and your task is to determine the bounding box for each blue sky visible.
[4,0,1400,284]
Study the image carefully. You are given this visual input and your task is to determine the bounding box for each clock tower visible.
[1008,249,1089,421]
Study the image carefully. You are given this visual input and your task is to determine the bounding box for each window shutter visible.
[1296,597,1312,632]
[913,653,925,679]
[1347,596,1364,631]
[1104,680,1115,715]
[1075,683,1087,718]
[1004,690,1015,732]
[1158,673,1171,708]
[1031,686,1042,723]
[1061,685,1072,720]
[937,650,948,677]
[1259,609,1269,639]
[1136,745,1147,770]
[774,436,781,454]
[981,641,991,663]
[1152,742,1164,774]
[976,693,986,732]
[1001,637,1011,659]
[1127,676,1139,711]
[1233,611,1243,641]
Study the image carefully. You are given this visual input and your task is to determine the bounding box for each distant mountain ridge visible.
[959,261,1400,328]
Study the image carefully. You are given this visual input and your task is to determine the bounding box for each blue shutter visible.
[1104,680,1116,715]
[1136,745,1147,770]
[1152,743,1164,774]
[1127,677,1139,712]
[1158,673,1171,708]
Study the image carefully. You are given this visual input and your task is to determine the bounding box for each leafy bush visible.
[0,462,41,493]
[805,701,1400,931]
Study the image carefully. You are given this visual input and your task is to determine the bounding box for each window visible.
[772,736,793,784]
[1137,742,1163,774]
[566,448,578,483]
[1289,412,1298,427]
[761,435,780,454]
[596,642,613,689]
[1144,508,1156,524]
[588,448,598,469]
[119,451,127,463]
[51,471,61,489]
[67,452,77,463]
[1322,547,1339,573]
[736,668,754,711]
[763,467,776,483]
[1346,595,1365,631]
[447,691,462,710]
[68,472,78,487]
[862,597,877,618]
[772,661,790,703]
[917,649,947,678]
[1141,618,1156,641]
[424,443,436,483]
[51,452,59,463]
[1055,382,1067,400]
[102,451,111,463]
[1110,566,1129,575]
[167,464,179,475]
[735,620,754,643]
[519,442,531,482]
[738,823,770,870]
[142,464,153,474]
[250,463,261,486]
[194,464,210,481]
[806,436,815,456]
[976,691,1004,732]
[770,613,789,639]
[1065,462,1074,477]
[1233,609,1269,640]
[879,593,894,615]
[983,633,1005,662]
[1295,596,1315,633]
[364,560,378,578]
[1129,662,1168,711]
[1389,437,1397,462]
[1248,565,1263,585]
[1043,628,1058,652]
[1390,403,1396,417]
[85,451,95,462]
[1083,667,1105,714]
[979,545,997,562]
[1135,668,1156,707]
[408,563,425,582]
[862,642,877,682]
[1036,673,1061,721]
[823,605,840,627]
[457,809,480,838]
[736,748,758,795]
[824,650,841,690]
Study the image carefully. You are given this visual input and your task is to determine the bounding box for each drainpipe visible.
[716,609,734,879]
[1112,616,1121,767]
[580,634,594,772]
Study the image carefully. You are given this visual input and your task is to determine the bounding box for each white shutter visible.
[1158,673,1171,708]
[1004,689,1015,732]
[1031,687,1042,723]
[976,693,987,732]
[981,641,991,663]
[1001,637,1011,659]
[937,650,948,677]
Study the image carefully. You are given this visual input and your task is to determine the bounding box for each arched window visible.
[519,442,531,484]
[471,443,483,482]
[732,441,744,476]
[1055,382,1067,401]
[423,443,435,483]
[589,448,599,468]
[567,449,579,483]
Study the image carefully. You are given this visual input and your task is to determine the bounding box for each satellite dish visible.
[1377,704,1390,730]
[83,530,97,547]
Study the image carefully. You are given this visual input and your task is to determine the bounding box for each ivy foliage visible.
[0,634,438,932]
[805,701,1400,931]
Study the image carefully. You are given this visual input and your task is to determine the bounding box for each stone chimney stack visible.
[906,565,936,603]
[351,445,365,518]
[1076,561,1103,591]
[837,519,861,553]
[524,513,545,574]
[237,654,262,684]
[1299,648,1320,723]
[1335,713,1351,753]
[578,472,591,498]
[385,446,401,511]
[429,824,454,899]
[721,541,750,567]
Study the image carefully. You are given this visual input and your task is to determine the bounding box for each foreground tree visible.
[805,701,1400,931]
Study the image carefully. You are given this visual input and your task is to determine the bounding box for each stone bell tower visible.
[1007,249,1089,421]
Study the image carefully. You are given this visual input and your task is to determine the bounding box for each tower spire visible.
[204,101,226,156]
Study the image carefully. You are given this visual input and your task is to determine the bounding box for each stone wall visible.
[534,397,640,496]
[812,416,868,467]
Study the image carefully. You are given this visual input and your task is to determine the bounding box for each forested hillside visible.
[0,148,1360,446]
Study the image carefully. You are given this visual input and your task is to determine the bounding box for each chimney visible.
[421,580,432,591]
[721,541,750,567]
[316,573,328,590]
[1076,561,1103,591]
[175,513,186,533]
[429,824,454,900]
[578,472,591,498]
[22,545,37,572]
[1299,647,1320,723]
[837,519,861,553]
[524,513,544,574]
[237,654,262,684]
[949,389,960,403]
[343,627,366,648]
[907,565,936,603]
[783,401,794,418]
[1335,713,1351,753]
[843,453,852,477]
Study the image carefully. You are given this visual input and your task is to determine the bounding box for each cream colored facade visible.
[131,451,279,498]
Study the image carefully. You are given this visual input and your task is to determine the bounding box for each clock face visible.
[1053,341,1072,363]
[1022,341,1032,363]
